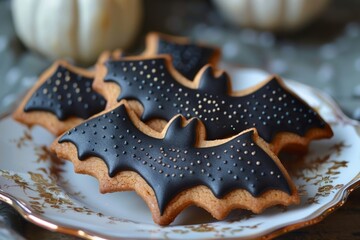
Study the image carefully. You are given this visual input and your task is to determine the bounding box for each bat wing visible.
[156,37,218,79]
[59,103,294,214]
[24,64,106,120]
[102,58,331,143]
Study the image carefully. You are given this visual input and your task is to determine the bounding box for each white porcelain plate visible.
[0,68,359,239]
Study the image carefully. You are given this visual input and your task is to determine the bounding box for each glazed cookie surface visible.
[93,56,333,153]
[13,61,106,135]
[98,32,220,80]
[143,32,220,79]
[51,101,299,225]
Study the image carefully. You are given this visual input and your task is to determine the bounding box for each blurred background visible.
[1,0,360,119]
[2,0,360,121]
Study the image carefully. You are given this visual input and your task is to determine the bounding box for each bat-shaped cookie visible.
[98,32,221,80]
[13,61,106,135]
[13,33,219,135]
[138,32,220,79]
[51,101,299,225]
[93,56,333,154]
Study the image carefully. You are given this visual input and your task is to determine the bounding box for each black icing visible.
[156,38,216,79]
[59,104,292,214]
[24,65,106,120]
[104,58,327,141]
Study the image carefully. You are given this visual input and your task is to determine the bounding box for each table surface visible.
[0,0,359,239]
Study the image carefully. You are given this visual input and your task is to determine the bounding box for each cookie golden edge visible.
[92,53,333,155]
[13,60,96,136]
[50,100,299,226]
[143,31,221,68]
[96,31,221,67]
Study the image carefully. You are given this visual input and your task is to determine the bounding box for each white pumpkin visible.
[212,0,330,31]
[11,0,143,64]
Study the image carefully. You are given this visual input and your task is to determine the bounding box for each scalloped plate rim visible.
[0,77,359,240]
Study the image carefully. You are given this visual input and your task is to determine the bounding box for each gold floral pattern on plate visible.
[0,75,359,239]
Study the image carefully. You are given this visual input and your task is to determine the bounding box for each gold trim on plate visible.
[0,80,359,240]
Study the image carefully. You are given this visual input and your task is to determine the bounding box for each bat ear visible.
[164,116,198,147]
[198,66,230,94]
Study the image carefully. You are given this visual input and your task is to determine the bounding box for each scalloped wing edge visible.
[51,138,299,226]
[50,101,299,225]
